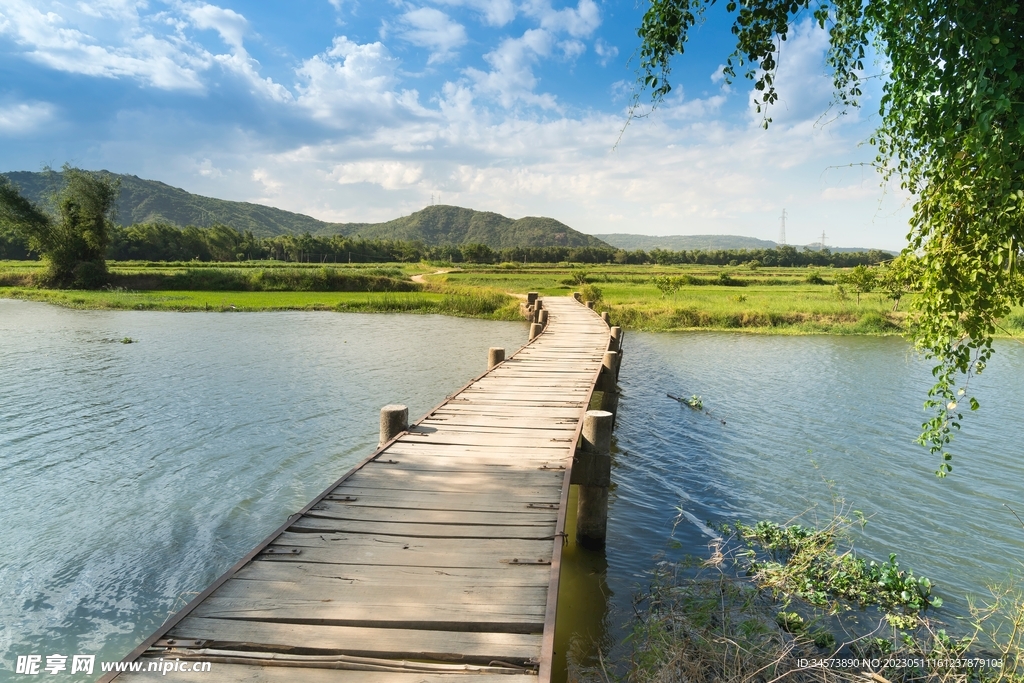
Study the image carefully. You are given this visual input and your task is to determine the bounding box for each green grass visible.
[4,259,1023,336]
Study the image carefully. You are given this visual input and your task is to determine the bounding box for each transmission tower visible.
[820,231,827,250]
[778,208,787,245]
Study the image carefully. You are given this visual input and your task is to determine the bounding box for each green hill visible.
[332,205,607,248]
[3,171,331,237]
[593,233,779,251]
[594,232,892,254]
[2,170,607,249]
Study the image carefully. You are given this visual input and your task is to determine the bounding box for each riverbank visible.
[4,259,1023,336]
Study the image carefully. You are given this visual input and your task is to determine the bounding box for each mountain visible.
[2,170,608,249]
[332,205,608,248]
[3,171,331,237]
[595,233,779,251]
[594,232,893,254]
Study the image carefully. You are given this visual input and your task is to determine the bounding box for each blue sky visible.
[0,0,910,249]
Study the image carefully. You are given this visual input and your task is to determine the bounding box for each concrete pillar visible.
[601,311,610,325]
[529,322,543,340]
[379,404,408,446]
[575,410,613,550]
[600,352,617,390]
[488,347,505,370]
[527,292,539,306]
[586,300,595,309]
[538,309,549,327]
[573,292,582,301]
[610,326,622,345]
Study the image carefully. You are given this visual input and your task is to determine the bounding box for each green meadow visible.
[4,259,1024,336]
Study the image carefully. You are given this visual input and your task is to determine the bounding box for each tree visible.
[0,166,120,287]
[637,0,1023,475]
[835,264,877,304]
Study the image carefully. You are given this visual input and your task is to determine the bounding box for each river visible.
[2,299,1022,680]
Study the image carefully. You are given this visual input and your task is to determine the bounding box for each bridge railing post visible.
[379,404,408,446]
[529,322,543,340]
[573,410,613,550]
[527,292,539,306]
[488,347,505,370]
[601,311,610,325]
[538,309,548,327]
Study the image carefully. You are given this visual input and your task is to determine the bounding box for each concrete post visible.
[586,300,595,309]
[538,309,549,327]
[601,311,610,325]
[529,322,543,340]
[379,404,408,446]
[488,347,505,370]
[527,292,539,306]
[573,292,582,301]
[575,410,613,550]
[610,326,622,345]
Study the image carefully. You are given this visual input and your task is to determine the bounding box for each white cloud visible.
[186,3,291,102]
[464,29,557,109]
[295,36,429,126]
[559,39,585,60]
[187,4,248,49]
[522,0,600,38]
[748,18,835,127]
[332,161,424,189]
[0,0,209,90]
[397,8,467,64]
[0,101,56,134]
[594,38,617,66]
[431,0,515,27]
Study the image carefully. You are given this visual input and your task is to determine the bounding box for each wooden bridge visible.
[104,295,620,683]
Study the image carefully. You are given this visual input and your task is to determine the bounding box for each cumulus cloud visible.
[0,0,209,90]
[431,0,515,27]
[397,8,467,64]
[465,29,557,109]
[594,38,617,66]
[0,101,56,134]
[294,36,432,127]
[522,0,600,38]
[332,161,425,189]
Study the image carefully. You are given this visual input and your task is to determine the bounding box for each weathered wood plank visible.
[166,617,542,662]
[303,501,556,526]
[291,516,555,540]
[230,561,551,587]
[192,596,545,630]
[122,662,537,682]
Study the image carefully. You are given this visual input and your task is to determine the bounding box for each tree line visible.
[1,219,891,268]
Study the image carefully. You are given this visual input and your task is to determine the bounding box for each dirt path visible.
[411,269,450,283]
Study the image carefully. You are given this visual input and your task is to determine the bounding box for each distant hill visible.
[595,233,778,251]
[2,170,607,249]
[594,232,892,254]
[333,205,607,248]
[3,170,331,237]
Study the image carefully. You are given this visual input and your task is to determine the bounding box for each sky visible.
[0,0,912,249]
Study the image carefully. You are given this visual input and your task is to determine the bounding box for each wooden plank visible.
[291,516,555,540]
[191,597,545,630]
[341,469,564,492]
[319,490,560,512]
[121,662,537,682]
[209,579,548,605]
[230,561,551,587]
[302,501,555,526]
[167,617,542,663]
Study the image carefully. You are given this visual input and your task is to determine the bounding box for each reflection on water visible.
[598,331,1024,660]
[0,299,527,678]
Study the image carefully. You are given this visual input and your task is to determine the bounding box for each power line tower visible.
[778,208,787,245]
[820,231,827,250]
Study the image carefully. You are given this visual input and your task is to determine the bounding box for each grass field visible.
[3,259,1023,336]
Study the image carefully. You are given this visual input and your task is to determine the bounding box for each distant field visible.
[4,259,1023,336]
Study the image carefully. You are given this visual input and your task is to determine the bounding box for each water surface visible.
[0,300,528,678]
